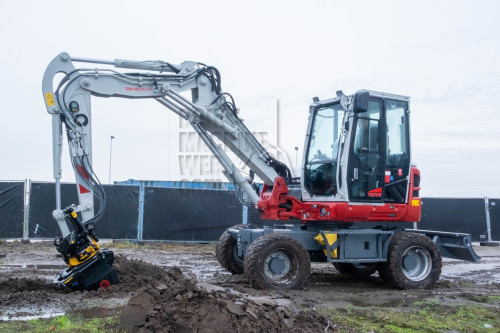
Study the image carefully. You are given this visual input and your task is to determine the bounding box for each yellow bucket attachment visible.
[314,232,338,258]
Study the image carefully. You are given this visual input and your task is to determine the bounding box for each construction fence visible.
[0,180,498,242]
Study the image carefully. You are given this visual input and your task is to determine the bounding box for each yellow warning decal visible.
[45,92,55,106]
[314,233,338,258]
[71,211,77,218]
[412,199,420,207]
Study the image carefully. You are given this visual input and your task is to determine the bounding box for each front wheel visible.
[378,232,442,289]
[243,233,311,290]
[216,224,247,274]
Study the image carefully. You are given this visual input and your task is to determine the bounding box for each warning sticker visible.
[385,170,391,183]
[412,199,420,206]
[45,92,55,106]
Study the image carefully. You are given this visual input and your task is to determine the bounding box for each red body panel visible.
[258,166,421,223]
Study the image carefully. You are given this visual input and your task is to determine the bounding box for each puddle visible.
[0,312,65,321]
[0,307,124,321]
[1,301,127,322]
[441,260,500,284]
[0,264,65,269]
[0,305,66,322]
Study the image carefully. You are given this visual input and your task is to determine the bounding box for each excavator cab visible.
[303,91,411,205]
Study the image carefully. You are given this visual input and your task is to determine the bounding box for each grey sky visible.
[0,0,498,197]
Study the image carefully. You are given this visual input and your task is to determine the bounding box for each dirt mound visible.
[0,254,154,312]
[0,255,161,296]
[110,255,166,292]
[117,258,328,332]
[0,276,72,317]
[0,277,60,293]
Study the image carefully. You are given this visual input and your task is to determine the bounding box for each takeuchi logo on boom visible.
[125,87,152,91]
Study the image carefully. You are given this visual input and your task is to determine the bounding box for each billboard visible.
[168,98,278,182]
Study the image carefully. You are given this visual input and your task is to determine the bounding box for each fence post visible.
[242,205,248,225]
[480,196,499,246]
[137,182,145,241]
[22,179,31,243]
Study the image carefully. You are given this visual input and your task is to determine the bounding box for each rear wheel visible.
[243,233,311,290]
[378,232,442,289]
[216,224,247,274]
[333,262,378,276]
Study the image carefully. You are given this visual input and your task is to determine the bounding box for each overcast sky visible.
[0,0,499,198]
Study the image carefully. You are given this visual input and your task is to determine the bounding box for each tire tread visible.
[378,232,442,289]
[244,233,310,290]
[216,224,247,274]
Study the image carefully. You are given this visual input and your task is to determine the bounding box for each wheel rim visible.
[264,250,292,280]
[400,246,432,281]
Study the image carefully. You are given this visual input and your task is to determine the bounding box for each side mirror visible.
[354,91,369,113]
[336,90,349,112]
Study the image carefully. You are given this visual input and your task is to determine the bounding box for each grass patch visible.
[454,280,477,288]
[0,314,119,333]
[317,301,500,333]
[486,295,500,303]
[108,240,138,249]
[458,294,500,304]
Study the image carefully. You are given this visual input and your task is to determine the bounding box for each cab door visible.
[347,95,410,204]
[348,98,384,201]
[383,99,411,203]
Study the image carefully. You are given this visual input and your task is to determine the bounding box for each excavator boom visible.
[42,52,290,289]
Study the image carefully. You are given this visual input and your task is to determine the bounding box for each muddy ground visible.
[0,240,499,331]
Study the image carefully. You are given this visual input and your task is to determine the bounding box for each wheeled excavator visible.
[43,52,479,291]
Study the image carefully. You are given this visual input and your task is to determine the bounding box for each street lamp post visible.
[109,135,115,184]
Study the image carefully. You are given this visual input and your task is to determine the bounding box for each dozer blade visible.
[54,249,119,290]
[409,229,481,262]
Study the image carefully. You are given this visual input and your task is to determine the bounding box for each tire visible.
[378,232,442,289]
[243,233,311,290]
[216,224,247,274]
[333,262,378,276]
